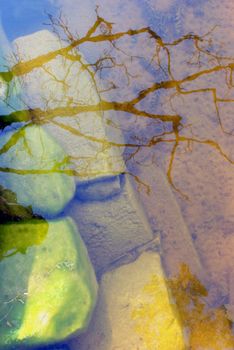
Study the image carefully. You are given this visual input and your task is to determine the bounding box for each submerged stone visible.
[67,174,153,274]
[0,124,75,217]
[0,217,98,347]
[72,251,185,350]
[12,30,125,182]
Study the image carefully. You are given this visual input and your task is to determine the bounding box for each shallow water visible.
[0,0,234,349]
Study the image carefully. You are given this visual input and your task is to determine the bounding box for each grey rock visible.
[67,174,153,274]
[130,163,207,284]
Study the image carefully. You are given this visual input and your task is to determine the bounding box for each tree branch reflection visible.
[0,11,233,196]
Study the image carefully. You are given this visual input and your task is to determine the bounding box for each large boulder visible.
[12,30,125,183]
[0,217,98,348]
[0,124,75,217]
[71,251,185,350]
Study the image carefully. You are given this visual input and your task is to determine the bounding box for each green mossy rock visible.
[0,124,75,217]
[0,185,38,222]
[0,217,98,347]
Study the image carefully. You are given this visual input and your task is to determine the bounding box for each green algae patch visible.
[0,217,98,347]
[0,219,48,260]
[0,124,75,217]
[0,185,37,222]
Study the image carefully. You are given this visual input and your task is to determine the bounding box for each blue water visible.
[0,0,57,41]
[0,0,233,348]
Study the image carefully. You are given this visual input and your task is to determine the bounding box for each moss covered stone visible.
[0,217,98,347]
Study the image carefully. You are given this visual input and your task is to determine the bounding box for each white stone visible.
[12,30,125,182]
[70,251,185,350]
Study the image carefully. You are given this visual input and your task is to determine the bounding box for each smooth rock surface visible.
[12,30,125,182]
[71,251,185,350]
[67,174,154,274]
[0,217,98,348]
[0,124,75,217]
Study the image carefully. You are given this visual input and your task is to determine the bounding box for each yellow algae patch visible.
[71,251,185,350]
[132,273,185,350]
[168,264,234,350]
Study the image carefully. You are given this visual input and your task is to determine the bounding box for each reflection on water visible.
[0,0,234,348]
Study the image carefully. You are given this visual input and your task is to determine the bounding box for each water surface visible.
[0,0,234,348]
